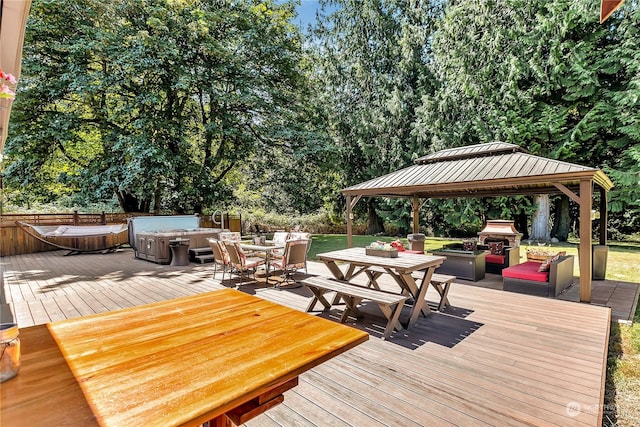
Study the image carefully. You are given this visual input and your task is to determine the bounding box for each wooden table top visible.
[1,289,368,427]
[317,247,445,273]
[239,241,285,252]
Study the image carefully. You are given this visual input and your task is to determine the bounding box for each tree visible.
[417,0,640,239]
[601,3,640,237]
[312,0,441,234]
[5,0,313,213]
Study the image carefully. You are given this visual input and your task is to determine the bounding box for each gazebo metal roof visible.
[341,142,614,303]
[343,142,613,198]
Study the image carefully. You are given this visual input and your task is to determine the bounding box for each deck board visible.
[0,249,612,426]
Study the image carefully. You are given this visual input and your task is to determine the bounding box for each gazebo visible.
[341,142,614,303]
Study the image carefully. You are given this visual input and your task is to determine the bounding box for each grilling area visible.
[478,219,522,247]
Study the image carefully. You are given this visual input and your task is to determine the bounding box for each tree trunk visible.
[515,210,528,240]
[530,194,551,242]
[551,196,570,241]
[115,190,154,213]
[153,191,162,214]
[366,199,385,235]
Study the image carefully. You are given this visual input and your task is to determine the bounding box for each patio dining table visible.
[316,247,446,329]
[239,241,285,285]
[0,289,368,427]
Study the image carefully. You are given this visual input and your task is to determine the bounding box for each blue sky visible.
[293,0,322,29]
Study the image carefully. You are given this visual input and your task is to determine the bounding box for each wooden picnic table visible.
[0,289,368,427]
[316,247,446,328]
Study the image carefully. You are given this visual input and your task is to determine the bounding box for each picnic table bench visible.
[365,265,455,312]
[411,271,456,311]
[302,276,409,340]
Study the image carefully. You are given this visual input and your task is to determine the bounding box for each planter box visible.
[526,253,551,262]
[366,248,398,258]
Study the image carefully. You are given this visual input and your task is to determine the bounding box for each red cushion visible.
[502,261,549,282]
[485,254,505,264]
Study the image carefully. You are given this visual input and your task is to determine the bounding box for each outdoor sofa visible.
[501,255,575,298]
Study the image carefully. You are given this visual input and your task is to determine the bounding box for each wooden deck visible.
[1,249,612,426]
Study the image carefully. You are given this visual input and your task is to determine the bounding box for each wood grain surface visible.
[316,247,444,273]
[1,289,368,427]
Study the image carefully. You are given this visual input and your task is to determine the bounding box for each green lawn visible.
[308,234,640,283]
[308,234,460,260]
[308,234,640,425]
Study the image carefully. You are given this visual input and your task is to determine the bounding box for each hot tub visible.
[128,216,228,264]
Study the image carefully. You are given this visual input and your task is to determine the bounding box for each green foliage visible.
[237,207,347,235]
[312,0,441,232]
[3,0,639,240]
[5,0,323,214]
[416,0,640,235]
[420,196,535,237]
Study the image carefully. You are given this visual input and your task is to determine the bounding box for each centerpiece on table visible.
[365,241,398,258]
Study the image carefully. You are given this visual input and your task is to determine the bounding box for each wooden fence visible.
[0,212,242,257]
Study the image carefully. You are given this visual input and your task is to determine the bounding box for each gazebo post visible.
[579,179,593,302]
[412,196,420,234]
[599,186,608,246]
[346,195,353,248]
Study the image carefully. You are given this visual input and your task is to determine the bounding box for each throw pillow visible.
[488,242,504,255]
[538,257,553,272]
[463,240,477,251]
[217,241,230,264]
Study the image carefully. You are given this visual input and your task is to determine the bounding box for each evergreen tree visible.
[418,0,639,239]
[313,0,441,234]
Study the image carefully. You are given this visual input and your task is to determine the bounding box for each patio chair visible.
[219,231,241,241]
[218,231,259,256]
[270,231,290,258]
[223,240,266,284]
[207,238,229,282]
[271,239,309,287]
[287,232,312,270]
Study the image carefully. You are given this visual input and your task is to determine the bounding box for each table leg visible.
[323,260,345,281]
[210,377,298,427]
[340,295,363,322]
[306,288,333,312]
[384,268,414,298]
[377,303,405,340]
[264,252,271,286]
[432,282,452,311]
[365,270,384,290]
